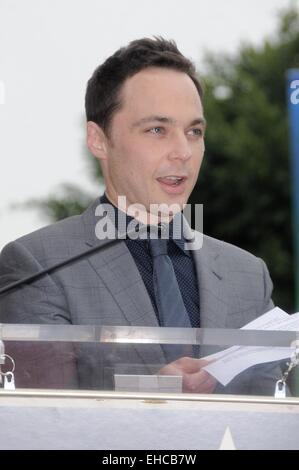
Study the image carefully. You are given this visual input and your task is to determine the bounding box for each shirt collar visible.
[99,193,190,257]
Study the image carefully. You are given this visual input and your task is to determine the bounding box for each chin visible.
[168,194,189,207]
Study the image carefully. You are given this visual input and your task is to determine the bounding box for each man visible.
[0,38,278,394]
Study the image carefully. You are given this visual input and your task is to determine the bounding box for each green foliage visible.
[26,184,94,222]
[189,6,299,311]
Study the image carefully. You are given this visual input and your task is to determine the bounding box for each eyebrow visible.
[131,115,207,129]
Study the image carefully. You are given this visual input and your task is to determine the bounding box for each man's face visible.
[92,67,205,219]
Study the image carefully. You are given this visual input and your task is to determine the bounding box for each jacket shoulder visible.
[0,212,89,268]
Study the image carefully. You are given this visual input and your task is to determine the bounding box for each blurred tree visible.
[26,183,94,221]
[35,5,299,311]
[189,5,299,311]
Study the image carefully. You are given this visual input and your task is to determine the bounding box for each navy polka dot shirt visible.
[100,194,200,327]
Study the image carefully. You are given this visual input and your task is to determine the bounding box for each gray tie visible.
[149,237,192,361]
[149,238,191,328]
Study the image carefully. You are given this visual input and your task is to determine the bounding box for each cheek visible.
[196,144,205,164]
[128,149,156,178]
[114,135,159,181]
[190,153,204,180]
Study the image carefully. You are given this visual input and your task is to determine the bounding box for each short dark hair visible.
[85,37,203,135]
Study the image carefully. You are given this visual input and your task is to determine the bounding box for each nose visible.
[168,132,192,161]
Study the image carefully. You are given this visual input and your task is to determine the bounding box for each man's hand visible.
[158,357,217,394]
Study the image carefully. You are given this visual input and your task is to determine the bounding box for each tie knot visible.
[149,238,168,257]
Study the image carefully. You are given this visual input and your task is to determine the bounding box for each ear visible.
[86,121,108,161]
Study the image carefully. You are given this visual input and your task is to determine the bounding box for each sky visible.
[0,0,298,249]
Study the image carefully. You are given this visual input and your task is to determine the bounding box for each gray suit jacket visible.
[0,199,279,394]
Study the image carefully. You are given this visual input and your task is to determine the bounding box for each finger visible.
[183,371,216,393]
[158,363,182,376]
[174,357,212,374]
[195,377,217,394]
[184,377,216,394]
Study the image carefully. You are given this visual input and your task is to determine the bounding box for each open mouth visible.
[156,176,187,187]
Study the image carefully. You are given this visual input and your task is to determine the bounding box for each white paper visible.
[202,307,299,386]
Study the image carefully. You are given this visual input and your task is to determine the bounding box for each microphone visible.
[0,224,150,296]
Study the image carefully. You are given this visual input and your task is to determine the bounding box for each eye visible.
[188,128,203,137]
[148,127,164,134]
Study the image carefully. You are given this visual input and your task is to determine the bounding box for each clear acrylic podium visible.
[0,324,299,449]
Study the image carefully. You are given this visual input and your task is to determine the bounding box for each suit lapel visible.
[188,230,229,329]
[88,241,159,327]
[81,200,165,365]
